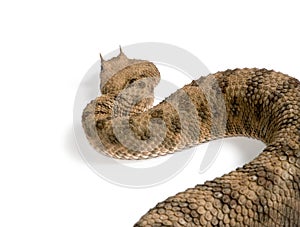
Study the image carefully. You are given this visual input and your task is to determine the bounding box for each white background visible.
[1,1,299,226]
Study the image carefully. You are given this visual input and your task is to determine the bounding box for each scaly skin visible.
[82,50,300,226]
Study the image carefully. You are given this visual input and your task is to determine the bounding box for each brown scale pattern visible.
[82,50,300,226]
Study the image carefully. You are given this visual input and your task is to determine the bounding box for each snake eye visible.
[128,78,137,84]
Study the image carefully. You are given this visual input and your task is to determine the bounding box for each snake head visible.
[99,47,145,92]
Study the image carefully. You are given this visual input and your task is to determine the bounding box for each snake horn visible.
[99,53,105,62]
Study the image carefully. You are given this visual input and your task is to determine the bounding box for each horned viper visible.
[82,49,300,226]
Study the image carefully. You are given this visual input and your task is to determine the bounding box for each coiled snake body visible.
[82,49,300,226]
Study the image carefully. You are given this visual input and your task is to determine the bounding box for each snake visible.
[82,48,300,226]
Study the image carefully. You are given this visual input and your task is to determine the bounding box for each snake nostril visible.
[138,81,146,88]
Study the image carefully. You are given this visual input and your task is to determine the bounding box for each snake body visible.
[82,50,300,226]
